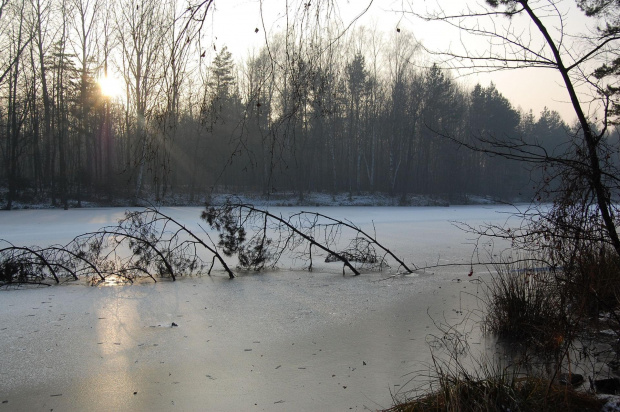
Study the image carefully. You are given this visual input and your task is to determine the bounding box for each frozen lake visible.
[0,205,520,275]
[0,205,519,411]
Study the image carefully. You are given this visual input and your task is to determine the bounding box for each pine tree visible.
[209,46,236,105]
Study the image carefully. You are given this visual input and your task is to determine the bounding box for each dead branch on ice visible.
[202,200,413,275]
[0,207,234,285]
[0,202,411,285]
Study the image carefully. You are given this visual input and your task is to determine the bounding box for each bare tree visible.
[96,0,116,199]
[3,0,32,210]
[70,0,103,206]
[53,0,74,210]
[404,0,620,257]
[0,0,34,87]
[115,0,169,204]
[30,0,55,202]
[157,0,200,198]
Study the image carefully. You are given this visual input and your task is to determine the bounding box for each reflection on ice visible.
[93,290,135,410]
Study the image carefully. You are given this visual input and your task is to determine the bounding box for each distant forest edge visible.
[2,0,619,209]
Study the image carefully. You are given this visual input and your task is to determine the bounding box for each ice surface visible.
[0,205,520,272]
[0,205,517,411]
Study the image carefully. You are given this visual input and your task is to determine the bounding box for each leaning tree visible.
[402,0,620,266]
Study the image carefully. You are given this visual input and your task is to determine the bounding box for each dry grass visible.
[564,247,620,319]
[482,248,620,352]
[385,374,603,412]
[386,249,620,412]
[483,263,569,353]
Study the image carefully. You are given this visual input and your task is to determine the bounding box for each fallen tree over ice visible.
[0,203,412,285]
[0,207,234,285]
[202,200,414,275]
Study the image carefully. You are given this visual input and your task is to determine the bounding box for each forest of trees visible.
[0,0,600,209]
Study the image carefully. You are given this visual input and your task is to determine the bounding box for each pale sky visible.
[209,0,602,125]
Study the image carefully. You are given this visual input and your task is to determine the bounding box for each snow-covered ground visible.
[0,205,519,411]
[0,189,511,210]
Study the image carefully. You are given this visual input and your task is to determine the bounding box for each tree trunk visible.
[521,1,620,257]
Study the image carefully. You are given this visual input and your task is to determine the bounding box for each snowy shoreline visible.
[1,190,518,211]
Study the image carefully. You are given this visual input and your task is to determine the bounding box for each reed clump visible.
[386,373,603,412]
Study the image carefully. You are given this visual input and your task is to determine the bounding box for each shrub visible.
[386,372,602,412]
[484,262,569,353]
[562,246,620,319]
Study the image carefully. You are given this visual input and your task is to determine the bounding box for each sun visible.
[97,75,123,98]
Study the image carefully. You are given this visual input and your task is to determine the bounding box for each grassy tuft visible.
[388,245,620,412]
[385,373,603,412]
[483,262,569,352]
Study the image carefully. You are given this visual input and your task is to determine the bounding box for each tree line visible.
[0,0,592,209]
